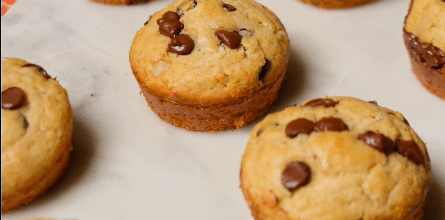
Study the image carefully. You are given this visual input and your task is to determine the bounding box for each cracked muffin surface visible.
[129,0,290,131]
[240,96,431,220]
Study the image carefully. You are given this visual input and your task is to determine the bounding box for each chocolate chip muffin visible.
[129,0,290,131]
[403,0,445,100]
[90,0,149,5]
[240,96,431,220]
[1,58,73,212]
[295,0,374,9]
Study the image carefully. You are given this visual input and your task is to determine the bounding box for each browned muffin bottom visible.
[90,0,149,5]
[296,0,375,9]
[403,30,445,99]
[139,67,286,131]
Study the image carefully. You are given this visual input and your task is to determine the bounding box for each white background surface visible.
[1,0,444,219]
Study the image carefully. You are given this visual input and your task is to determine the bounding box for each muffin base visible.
[138,72,286,131]
[296,0,375,9]
[403,31,445,100]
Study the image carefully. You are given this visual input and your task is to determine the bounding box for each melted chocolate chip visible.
[304,98,339,108]
[22,63,51,79]
[168,34,194,55]
[258,59,271,81]
[215,30,242,49]
[1,87,25,110]
[314,117,348,132]
[358,131,395,155]
[157,11,184,38]
[396,140,424,166]
[404,31,445,69]
[223,3,236,11]
[281,161,311,192]
[285,118,315,138]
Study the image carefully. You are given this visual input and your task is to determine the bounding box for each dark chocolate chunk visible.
[168,34,194,55]
[358,131,395,155]
[157,11,184,38]
[396,140,424,166]
[223,3,236,11]
[22,63,51,79]
[215,30,242,49]
[258,59,271,81]
[285,118,315,138]
[304,98,339,108]
[281,161,311,192]
[314,117,348,132]
[404,31,445,69]
[1,87,25,110]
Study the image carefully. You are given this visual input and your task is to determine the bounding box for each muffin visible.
[295,0,375,9]
[90,0,149,5]
[1,58,73,212]
[129,0,290,131]
[240,96,431,220]
[403,0,445,100]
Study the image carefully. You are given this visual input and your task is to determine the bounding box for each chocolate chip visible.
[223,3,236,11]
[368,100,377,105]
[167,34,194,55]
[157,11,183,38]
[304,98,339,108]
[404,31,445,69]
[1,87,25,110]
[281,161,311,192]
[396,140,424,166]
[314,117,348,132]
[258,59,271,81]
[22,63,51,79]
[285,118,315,138]
[215,30,242,49]
[358,131,395,155]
